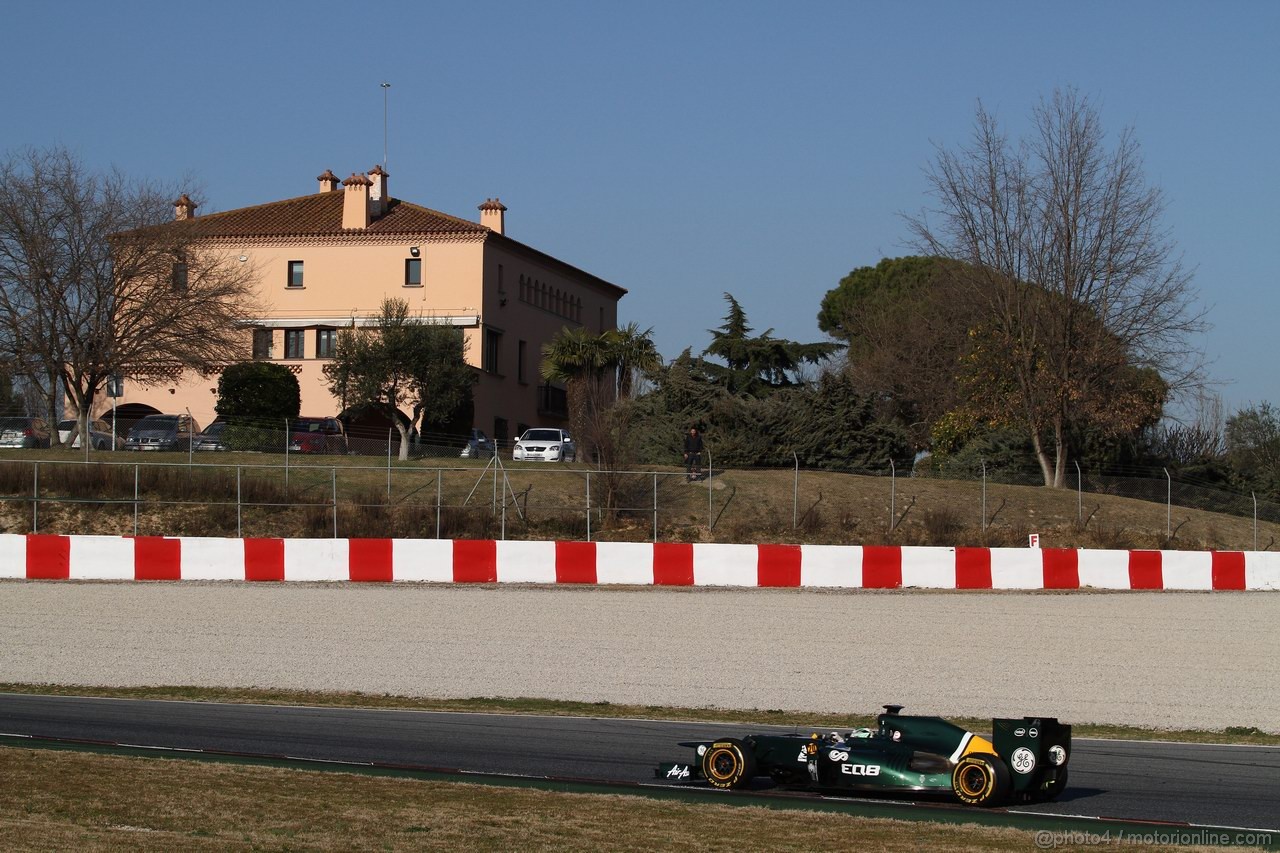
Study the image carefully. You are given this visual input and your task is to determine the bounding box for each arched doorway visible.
[108,403,161,440]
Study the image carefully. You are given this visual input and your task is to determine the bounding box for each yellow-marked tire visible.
[951,753,1011,807]
[700,739,756,790]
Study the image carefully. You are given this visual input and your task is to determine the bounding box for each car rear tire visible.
[700,739,756,790]
[951,753,1011,807]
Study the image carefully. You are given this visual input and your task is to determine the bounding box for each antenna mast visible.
[381,81,391,168]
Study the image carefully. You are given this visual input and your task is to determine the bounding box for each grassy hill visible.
[0,449,1273,551]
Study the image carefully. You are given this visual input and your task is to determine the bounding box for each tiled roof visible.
[174,192,488,239]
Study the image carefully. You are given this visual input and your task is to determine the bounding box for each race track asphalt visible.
[1,694,1276,831]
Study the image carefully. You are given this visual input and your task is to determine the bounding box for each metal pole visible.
[133,463,139,536]
[284,418,290,494]
[31,461,38,533]
[436,469,442,539]
[186,407,194,467]
[381,81,391,168]
[653,472,658,542]
[792,451,799,530]
[332,467,338,539]
[1163,467,1171,537]
[1252,491,1258,551]
[981,461,987,531]
[889,459,896,532]
[585,471,592,542]
[707,450,715,532]
[236,465,242,537]
[387,427,393,499]
[1075,460,1082,524]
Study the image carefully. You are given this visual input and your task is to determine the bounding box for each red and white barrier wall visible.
[1,534,1277,590]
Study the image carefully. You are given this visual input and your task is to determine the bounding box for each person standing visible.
[683,426,704,482]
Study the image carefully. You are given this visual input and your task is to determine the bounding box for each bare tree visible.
[907,89,1207,486]
[0,147,259,447]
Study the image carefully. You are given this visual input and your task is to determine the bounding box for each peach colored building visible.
[106,169,625,444]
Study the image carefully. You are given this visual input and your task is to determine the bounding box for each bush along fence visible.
[3,534,1278,590]
[1,456,1279,551]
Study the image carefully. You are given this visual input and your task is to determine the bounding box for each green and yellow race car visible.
[657,705,1070,807]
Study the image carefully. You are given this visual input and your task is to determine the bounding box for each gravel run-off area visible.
[1,582,1276,732]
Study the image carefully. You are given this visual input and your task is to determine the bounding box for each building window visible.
[284,329,305,359]
[171,261,188,293]
[517,340,527,384]
[316,329,337,359]
[405,258,422,287]
[484,328,502,374]
[287,260,304,288]
[252,328,273,360]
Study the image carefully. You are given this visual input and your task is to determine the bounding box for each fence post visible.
[585,471,592,542]
[793,451,799,530]
[1075,460,1082,524]
[436,469,442,539]
[653,472,658,542]
[284,418,290,495]
[889,458,896,532]
[707,450,714,532]
[387,427,393,499]
[236,465,242,537]
[1163,467,1171,537]
[980,461,987,531]
[1253,491,1258,551]
[332,466,338,539]
[133,463,139,536]
[31,461,38,533]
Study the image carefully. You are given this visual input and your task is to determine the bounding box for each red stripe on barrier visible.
[454,539,497,583]
[1211,551,1246,591]
[25,534,69,580]
[1042,549,1080,589]
[134,537,181,581]
[955,547,992,589]
[555,541,597,584]
[757,544,801,587]
[653,543,694,586]
[244,538,284,582]
[1128,550,1163,590]
[349,538,393,582]
[862,546,902,589]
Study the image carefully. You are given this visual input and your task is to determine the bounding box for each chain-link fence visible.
[1,452,1278,549]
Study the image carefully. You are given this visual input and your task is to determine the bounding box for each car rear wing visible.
[992,717,1071,794]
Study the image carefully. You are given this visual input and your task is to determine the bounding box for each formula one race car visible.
[656,705,1070,807]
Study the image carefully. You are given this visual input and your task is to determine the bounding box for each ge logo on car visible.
[828,750,849,762]
[1010,747,1037,774]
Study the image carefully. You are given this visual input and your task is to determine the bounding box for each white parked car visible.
[57,419,124,450]
[512,428,576,462]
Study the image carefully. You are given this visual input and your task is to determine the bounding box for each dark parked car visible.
[459,428,495,459]
[124,414,201,452]
[193,421,229,452]
[289,417,348,455]
[0,416,51,449]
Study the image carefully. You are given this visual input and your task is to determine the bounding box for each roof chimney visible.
[317,169,341,193]
[173,194,197,221]
[341,173,372,230]
[368,165,389,216]
[478,198,507,235]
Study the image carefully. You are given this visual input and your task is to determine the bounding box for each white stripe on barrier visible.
[693,542,758,586]
[1246,551,1280,591]
[391,538,454,583]
[800,544,858,588]
[0,533,25,578]
[989,548,1045,590]
[595,541,657,585]
[180,537,246,581]
[1162,550,1213,591]
[496,540,557,584]
[70,535,134,581]
[1077,549,1131,590]
[284,538,349,582]
[901,546,957,589]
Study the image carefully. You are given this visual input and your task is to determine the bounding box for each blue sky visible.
[3,1,1277,414]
